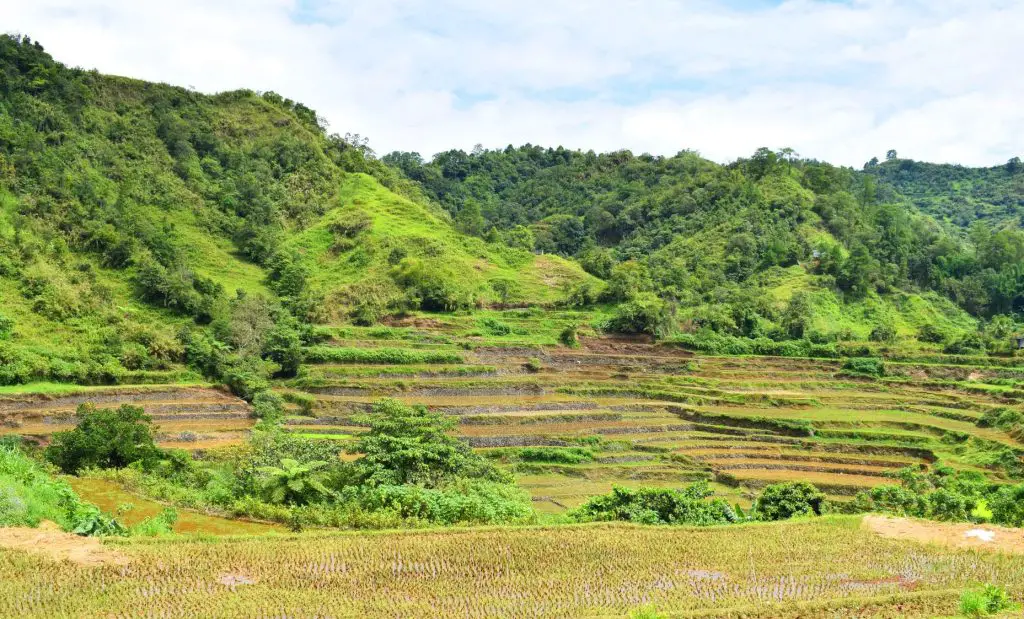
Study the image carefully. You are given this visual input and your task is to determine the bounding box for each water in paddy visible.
[68,477,281,535]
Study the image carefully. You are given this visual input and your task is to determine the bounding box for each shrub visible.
[45,404,161,474]
[1,445,124,535]
[303,346,462,365]
[918,323,948,344]
[524,357,543,373]
[252,390,285,421]
[605,293,675,338]
[559,324,580,348]
[869,322,897,343]
[959,584,1014,618]
[0,313,13,339]
[348,479,533,525]
[570,482,738,526]
[851,485,927,517]
[352,399,506,487]
[479,317,513,336]
[841,357,885,377]
[987,484,1024,527]
[754,482,826,521]
[516,447,594,464]
[926,488,974,521]
[389,257,474,312]
[944,333,986,355]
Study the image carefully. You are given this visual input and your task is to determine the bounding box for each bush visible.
[0,445,124,535]
[478,317,513,336]
[959,584,1014,617]
[944,333,986,355]
[926,488,974,521]
[352,399,506,487]
[347,479,533,525]
[389,257,474,312]
[559,324,580,348]
[918,323,948,344]
[0,313,13,339]
[303,346,462,365]
[605,293,675,338]
[45,404,161,474]
[850,485,927,517]
[570,482,738,526]
[869,322,897,343]
[252,390,285,421]
[515,447,594,464]
[524,357,543,373]
[989,484,1024,526]
[841,357,885,377]
[754,482,826,521]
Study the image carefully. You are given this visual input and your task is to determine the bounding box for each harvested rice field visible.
[2,516,1023,618]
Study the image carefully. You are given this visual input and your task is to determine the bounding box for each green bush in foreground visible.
[570,482,738,526]
[45,404,161,474]
[754,481,827,521]
[959,584,1014,618]
[0,444,124,535]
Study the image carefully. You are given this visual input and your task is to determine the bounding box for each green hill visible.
[0,35,593,385]
[867,156,1024,230]
[384,146,1024,335]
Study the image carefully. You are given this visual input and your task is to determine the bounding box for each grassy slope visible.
[288,173,598,305]
[758,265,978,340]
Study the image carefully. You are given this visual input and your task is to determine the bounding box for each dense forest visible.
[384,146,1024,325]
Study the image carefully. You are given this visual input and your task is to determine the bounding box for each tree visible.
[503,225,535,251]
[754,482,826,520]
[605,292,675,338]
[258,458,331,505]
[455,199,485,236]
[490,277,522,306]
[46,404,161,473]
[886,149,898,161]
[605,260,652,302]
[351,399,501,487]
[1007,157,1022,173]
[262,316,303,377]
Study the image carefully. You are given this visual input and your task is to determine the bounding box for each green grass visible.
[286,173,599,307]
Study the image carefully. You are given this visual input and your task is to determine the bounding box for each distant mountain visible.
[866,157,1024,230]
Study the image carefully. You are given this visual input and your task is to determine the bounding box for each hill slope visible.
[384,145,1024,332]
[0,35,593,384]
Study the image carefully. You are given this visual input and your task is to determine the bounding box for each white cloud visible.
[3,0,1022,166]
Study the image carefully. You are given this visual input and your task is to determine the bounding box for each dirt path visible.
[0,522,130,566]
[863,514,1024,554]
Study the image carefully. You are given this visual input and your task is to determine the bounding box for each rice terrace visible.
[2,15,1024,619]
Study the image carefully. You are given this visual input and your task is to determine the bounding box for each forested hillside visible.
[384,145,1024,336]
[866,155,1024,229]
[0,35,592,386]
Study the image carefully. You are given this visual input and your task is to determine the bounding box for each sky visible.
[4,0,1023,167]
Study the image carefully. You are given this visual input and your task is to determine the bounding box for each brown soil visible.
[863,515,1024,554]
[0,522,130,566]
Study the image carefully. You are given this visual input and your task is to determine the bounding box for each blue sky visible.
[5,0,1023,166]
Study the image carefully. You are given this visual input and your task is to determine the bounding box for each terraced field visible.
[0,385,253,450]
[4,311,1023,515]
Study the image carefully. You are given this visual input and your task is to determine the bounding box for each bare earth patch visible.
[863,515,1024,554]
[0,522,130,566]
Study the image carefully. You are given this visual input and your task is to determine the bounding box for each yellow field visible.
[2,516,1022,618]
